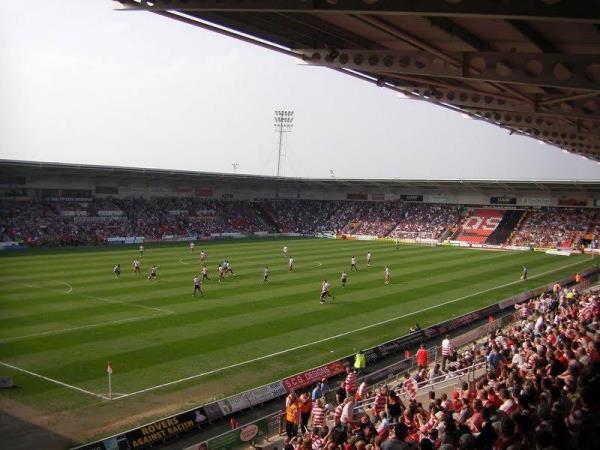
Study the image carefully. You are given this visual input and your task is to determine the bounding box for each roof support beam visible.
[299,49,600,91]
[112,0,600,23]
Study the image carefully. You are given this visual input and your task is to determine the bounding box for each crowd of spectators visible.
[350,202,405,237]
[283,285,599,450]
[0,198,273,246]
[509,208,599,249]
[264,200,344,234]
[2,199,599,251]
[388,204,460,240]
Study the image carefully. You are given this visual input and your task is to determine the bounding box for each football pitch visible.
[0,238,594,444]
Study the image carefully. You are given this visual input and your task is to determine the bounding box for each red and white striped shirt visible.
[403,378,417,400]
[442,338,453,356]
[311,405,327,427]
[334,404,344,424]
[345,371,357,393]
[374,391,387,414]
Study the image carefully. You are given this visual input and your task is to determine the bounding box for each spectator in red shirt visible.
[415,344,429,370]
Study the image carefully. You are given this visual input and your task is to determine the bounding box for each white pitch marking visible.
[313,262,323,268]
[179,258,191,265]
[0,314,162,343]
[52,280,73,294]
[0,361,106,399]
[1,279,173,313]
[83,294,174,315]
[112,258,586,400]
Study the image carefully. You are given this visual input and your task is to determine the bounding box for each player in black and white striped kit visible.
[113,264,121,278]
[193,275,203,297]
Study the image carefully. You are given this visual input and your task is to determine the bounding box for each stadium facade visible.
[2,159,600,206]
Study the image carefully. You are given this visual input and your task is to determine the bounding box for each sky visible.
[1,0,599,180]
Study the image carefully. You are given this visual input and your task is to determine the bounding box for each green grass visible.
[0,239,594,444]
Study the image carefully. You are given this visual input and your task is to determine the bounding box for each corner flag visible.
[107,361,113,400]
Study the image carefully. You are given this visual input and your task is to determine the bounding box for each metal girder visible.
[538,95,600,121]
[299,49,600,91]
[463,108,600,135]
[506,19,558,53]
[406,86,531,111]
[509,125,600,144]
[111,0,600,23]
[404,86,600,123]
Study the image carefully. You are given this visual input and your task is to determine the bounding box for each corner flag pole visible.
[107,361,113,400]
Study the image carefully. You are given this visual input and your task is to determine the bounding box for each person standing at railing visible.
[354,350,366,375]
[386,390,405,421]
[336,380,347,405]
[402,372,417,400]
[373,386,388,416]
[344,367,357,396]
[340,395,355,428]
[310,398,327,431]
[285,393,300,439]
[311,379,324,402]
[333,397,348,425]
[441,336,453,371]
[428,364,442,384]
[298,392,312,434]
[416,344,429,370]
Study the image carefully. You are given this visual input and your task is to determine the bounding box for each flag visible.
[107,361,113,375]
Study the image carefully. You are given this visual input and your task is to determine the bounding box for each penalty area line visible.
[0,361,107,400]
[112,258,586,401]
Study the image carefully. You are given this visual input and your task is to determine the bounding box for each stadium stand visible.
[282,287,600,450]
[3,199,600,250]
[388,204,460,241]
[453,209,506,244]
[509,208,600,249]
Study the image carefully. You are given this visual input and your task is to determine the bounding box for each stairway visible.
[486,210,524,245]
[253,202,280,232]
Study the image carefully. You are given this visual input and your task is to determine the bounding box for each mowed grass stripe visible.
[0,248,572,342]
[0,249,534,332]
[0,245,505,319]
[1,250,587,387]
[0,241,591,405]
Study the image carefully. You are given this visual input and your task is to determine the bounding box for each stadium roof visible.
[2,159,600,194]
[113,0,600,162]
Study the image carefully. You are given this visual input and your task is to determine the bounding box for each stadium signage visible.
[521,197,551,206]
[490,196,517,205]
[400,194,423,202]
[282,361,346,392]
[558,197,587,206]
[546,249,571,256]
[75,409,207,450]
[346,192,368,200]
